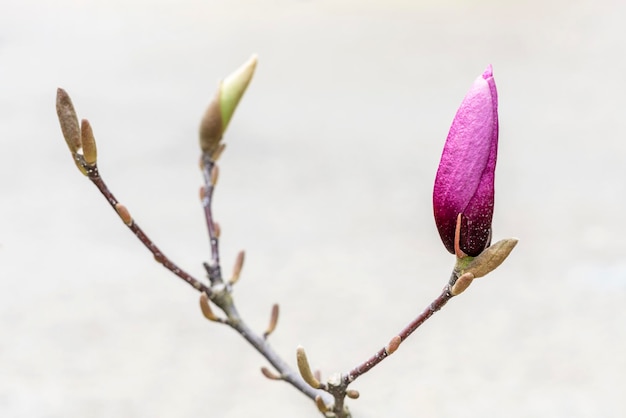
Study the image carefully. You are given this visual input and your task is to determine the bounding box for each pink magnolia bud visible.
[433,65,499,257]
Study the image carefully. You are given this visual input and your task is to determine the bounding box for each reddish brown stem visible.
[344,280,454,384]
[200,153,223,284]
[87,167,211,294]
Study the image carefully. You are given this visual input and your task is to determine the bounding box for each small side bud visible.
[315,395,329,414]
[199,186,206,201]
[450,272,475,296]
[56,88,81,154]
[346,389,360,399]
[229,250,245,284]
[114,203,133,226]
[80,119,97,165]
[213,222,221,238]
[463,238,518,279]
[210,164,219,186]
[263,304,279,339]
[260,366,282,381]
[199,292,220,322]
[385,335,402,355]
[296,346,321,389]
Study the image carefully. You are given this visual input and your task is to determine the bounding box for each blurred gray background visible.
[1,0,625,417]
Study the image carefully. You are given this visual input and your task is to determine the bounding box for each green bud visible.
[199,55,258,155]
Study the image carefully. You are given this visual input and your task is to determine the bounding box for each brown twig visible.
[85,165,211,294]
[344,275,456,384]
[196,151,334,407]
[200,153,223,285]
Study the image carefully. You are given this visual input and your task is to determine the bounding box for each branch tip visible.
[56,88,81,154]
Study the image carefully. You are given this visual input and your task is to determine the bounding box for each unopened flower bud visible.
[56,88,81,154]
[433,65,499,257]
[199,55,257,155]
[80,119,97,165]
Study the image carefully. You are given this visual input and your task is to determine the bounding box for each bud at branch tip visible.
[56,88,81,155]
[199,55,257,155]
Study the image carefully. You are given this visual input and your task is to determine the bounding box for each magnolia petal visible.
[433,65,499,256]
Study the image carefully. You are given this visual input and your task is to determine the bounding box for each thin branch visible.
[84,156,334,408]
[197,152,334,407]
[200,153,223,284]
[85,165,211,294]
[343,274,456,384]
[228,317,331,403]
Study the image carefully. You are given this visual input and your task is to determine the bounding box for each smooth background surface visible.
[1,0,625,417]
